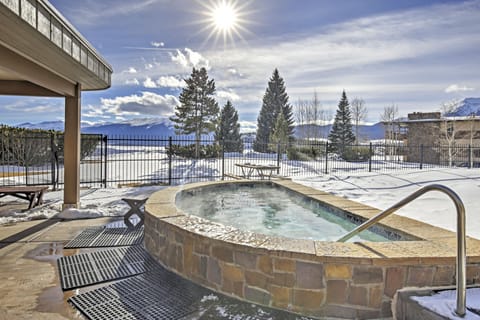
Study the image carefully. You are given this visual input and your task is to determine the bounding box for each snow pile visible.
[413,288,480,319]
[294,168,480,239]
[0,185,163,225]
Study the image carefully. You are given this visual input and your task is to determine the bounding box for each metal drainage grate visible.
[65,225,144,248]
[69,268,315,320]
[69,267,211,320]
[64,227,105,248]
[58,246,155,290]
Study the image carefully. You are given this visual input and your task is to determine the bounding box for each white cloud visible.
[125,78,140,86]
[445,84,475,93]
[239,121,256,133]
[217,90,240,102]
[4,99,63,113]
[226,68,243,77]
[123,67,137,74]
[144,63,154,70]
[156,76,184,88]
[170,48,210,70]
[141,76,185,89]
[100,92,179,116]
[151,41,164,47]
[82,105,111,119]
[143,77,157,88]
[23,105,62,113]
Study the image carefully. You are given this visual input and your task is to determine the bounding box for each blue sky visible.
[1,0,479,130]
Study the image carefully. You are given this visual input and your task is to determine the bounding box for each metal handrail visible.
[337,184,466,317]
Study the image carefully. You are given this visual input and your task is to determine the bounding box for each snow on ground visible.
[294,167,480,240]
[413,288,480,319]
[0,185,163,225]
[1,167,479,240]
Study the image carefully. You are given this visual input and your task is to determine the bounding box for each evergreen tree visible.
[253,69,294,152]
[269,112,289,153]
[328,90,355,153]
[215,100,243,153]
[170,67,219,158]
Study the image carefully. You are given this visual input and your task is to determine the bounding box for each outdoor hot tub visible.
[144,180,480,319]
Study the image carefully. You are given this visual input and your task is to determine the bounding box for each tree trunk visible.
[448,143,453,167]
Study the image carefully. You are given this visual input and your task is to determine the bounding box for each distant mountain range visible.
[446,98,480,117]
[14,118,386,140]
[16,120,66,131]
[11,97,480,140]
[82,118,174,136]
[295,123,385,140]
[16,118,175,137]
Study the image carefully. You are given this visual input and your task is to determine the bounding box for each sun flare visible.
[197,0,252,47]
[211,2,238,32]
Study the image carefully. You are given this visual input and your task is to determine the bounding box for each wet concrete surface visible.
[0,216,322,320]
[0,217,116,319]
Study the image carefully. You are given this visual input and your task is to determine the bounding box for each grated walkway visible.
[69,268,210,320]
[58,219,317,320]
[64,226,144,248]
[58,246,156,290]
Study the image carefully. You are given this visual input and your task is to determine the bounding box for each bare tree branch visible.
[351,98,367,143]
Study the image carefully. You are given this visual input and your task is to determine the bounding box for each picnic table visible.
[0,186,48,209]
[234,163,280,180]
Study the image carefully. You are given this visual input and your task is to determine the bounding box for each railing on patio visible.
[1,134,479,188]
[0,0,112,85]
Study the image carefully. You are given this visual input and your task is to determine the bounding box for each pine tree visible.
[269,112,289,153]
[253,69,294,152]
[215,100,243,153]
[170,67,219,158]
[328,90,355,153]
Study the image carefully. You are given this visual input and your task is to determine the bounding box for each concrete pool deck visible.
[0,209,324,319]
[145,179,480,319]
[0,216,116,319]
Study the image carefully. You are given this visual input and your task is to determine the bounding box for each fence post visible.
[50,133,56,190]
[221,138,225,180]
[24,136,28,185]
[468,144,472,169]
[168,136,173,185]
[420,144,424,170]
[369,142,373,172]
[103,135,108,188]
[276,143,281,174]
[325,142,329,174]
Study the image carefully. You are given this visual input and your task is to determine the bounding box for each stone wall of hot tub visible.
[144,181,480,319]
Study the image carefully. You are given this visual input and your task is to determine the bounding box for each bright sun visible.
[211,2,238,32]
[197,0,251,47]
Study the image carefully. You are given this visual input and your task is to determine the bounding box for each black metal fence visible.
[1,134,479,188]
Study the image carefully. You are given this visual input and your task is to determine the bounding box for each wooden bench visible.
[0,186,49,209]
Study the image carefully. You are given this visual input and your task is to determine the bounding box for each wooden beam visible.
[0,44,76,97]
[0,80,62,97]
[63,83,81,209]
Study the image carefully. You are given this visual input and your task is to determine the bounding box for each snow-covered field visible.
[294,168,480,240]
[0,144,433,187]
[1,166,479,240]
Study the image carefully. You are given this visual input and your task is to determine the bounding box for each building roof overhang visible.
[0,0,112,97]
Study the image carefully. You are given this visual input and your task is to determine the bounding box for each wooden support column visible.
[63,84,81,209]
